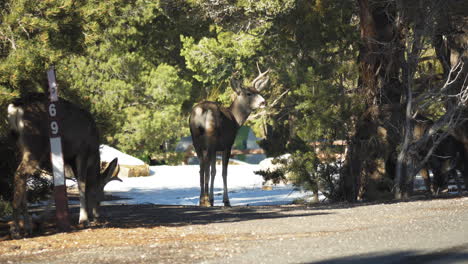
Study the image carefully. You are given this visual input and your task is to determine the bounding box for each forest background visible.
[0,0,466,204]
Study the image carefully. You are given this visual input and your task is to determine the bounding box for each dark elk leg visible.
[12,155,37,238]
[432,167,444,195]
[222,149,231,207]
[12,170,29,238]
[199,151,211,207]
[419,167,433,195]
[87,166,100,221]
[76,155,90,226]
[209,150,216,206]
[453,170,463,195]
[462,166,468,192]
[198,151,204,205]
[461,147,468,192]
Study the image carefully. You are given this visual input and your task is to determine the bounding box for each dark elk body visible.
[413,117,468,194]
[189,68,270,207]
[7,93,119,237]
[429,135,466,192]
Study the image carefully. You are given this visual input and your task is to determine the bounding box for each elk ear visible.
[102,158,121,186]
[230,77,243,95]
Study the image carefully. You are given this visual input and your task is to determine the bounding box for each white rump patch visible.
[204,109,215,130]
[193,107,215,131]
[7,104,24,132]
[194,107,203,117]
[192,106,205,128]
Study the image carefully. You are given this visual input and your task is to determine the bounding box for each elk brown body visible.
[189,68,269,207]
[7,93,120,238]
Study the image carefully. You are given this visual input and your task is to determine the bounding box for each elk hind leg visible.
[199,150,211,207]
[461,166,468,192]
[453,170,463,195]
[209,150,216,206]
[419,167,433,195]
[12,158,36,237]
[431,162,446,195]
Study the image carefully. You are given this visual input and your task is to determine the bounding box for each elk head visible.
[229,66,270,125]
[97,158,121,200]
[100,159,121,190]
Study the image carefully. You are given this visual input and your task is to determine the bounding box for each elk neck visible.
[229,97,252,127]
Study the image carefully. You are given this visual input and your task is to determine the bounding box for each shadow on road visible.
[2,192,466,240]
[89,203,331,229]
[307,244,468,264]
[2,191,330,239]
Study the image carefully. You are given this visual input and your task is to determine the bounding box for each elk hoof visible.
[10,217,33,239]
[78,219,90,228]
[9,226,31,239]
[199,196,211,207]
[223,201,231,207]
[9,226,22,239]
[199,201,211,207]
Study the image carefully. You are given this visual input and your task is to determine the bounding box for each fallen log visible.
[118,164,150,178]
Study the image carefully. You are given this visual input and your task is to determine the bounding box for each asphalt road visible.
[202,197,468,264]
[0,196,467,263]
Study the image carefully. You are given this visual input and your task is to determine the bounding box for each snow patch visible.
[104,164,316,206]
[100,145,145,166]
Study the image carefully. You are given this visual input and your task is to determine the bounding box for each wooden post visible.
[47,66,71,232]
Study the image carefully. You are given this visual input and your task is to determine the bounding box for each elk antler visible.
[251,63,270,92]
[252,74,270,92]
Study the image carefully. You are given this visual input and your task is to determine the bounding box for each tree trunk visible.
[342,0,404,201]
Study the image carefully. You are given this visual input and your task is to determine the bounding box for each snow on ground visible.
[101,164,461,207]
[100,145,145,165]
[66,145,462,208]
[95,144,316,206]
[103,164,316,206]
[93,146,463,207]
[53,146,465,209]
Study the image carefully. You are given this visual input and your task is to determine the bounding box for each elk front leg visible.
[75,156,89,226]
[84,161,104,222]
[77,180,89,225]
[222,149,231,207]
[87,175,100,221]
[89,191,100,221]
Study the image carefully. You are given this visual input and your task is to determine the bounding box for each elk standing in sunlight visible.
[189,67,270,207]
[7,93,120,237]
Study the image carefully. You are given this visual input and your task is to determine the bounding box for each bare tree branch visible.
[247,89,290,121]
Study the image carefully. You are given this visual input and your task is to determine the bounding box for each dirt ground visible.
[0,194,467,264]
[0,202,316,263]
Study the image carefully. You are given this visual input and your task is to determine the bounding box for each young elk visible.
[189,68,270,207]
[7,93,120,237]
